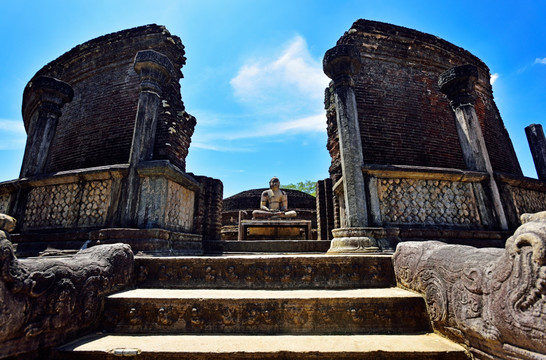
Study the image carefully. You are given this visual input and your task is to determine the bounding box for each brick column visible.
[323,45,379,253]
[121,50,174,227]
[20,77,73,178]
[316,178,335,240]
[525,124,546,181]
[439,64,508,230]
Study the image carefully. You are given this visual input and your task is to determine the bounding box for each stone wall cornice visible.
[136,160,199,191]
[362,164,488,182]
[16,164,130,188]
[496,172,546,191]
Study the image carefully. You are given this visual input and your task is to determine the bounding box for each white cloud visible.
[194,112,325,144]
[189,35,329,153]
[190,141,255,152]
[0,119,25,134]
[0,119,26,150]
[490,73,499,85]
[270,114,326,133]
[534,58,546,65]
[230,35,329,105]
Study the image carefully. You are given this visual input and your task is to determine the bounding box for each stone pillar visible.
[20,77,73,178]
[439,64,508,230]
[525,124,546,181]
[323,45,378,253]
[129,50,175,164]
[121,50,174,227]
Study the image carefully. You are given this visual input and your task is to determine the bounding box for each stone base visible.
[203,239,331,254]
[11,228,203,257]
[238,220,312,240]
[328,227,380,253]
[91,228,203,256]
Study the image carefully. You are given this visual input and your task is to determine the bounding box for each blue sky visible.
[0,1,544,197]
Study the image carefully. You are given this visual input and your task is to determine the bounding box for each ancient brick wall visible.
[316,178,335,240]
[326,20,522,180]
[23,24,195,174]
[192,175,223,240]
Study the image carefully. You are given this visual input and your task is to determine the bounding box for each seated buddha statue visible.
[252,177,297,219]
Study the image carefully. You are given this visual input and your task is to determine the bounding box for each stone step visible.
[57,333,469,359]
[135,254,395,289]
[203,239,332,253]
[102,288,430,335]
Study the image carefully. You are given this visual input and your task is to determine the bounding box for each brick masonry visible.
[191,175,224,241]
[326,20,522,181]
[23,24,195,174]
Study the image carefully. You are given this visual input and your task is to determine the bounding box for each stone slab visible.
[57,333,469,360]
[135,253,395,289]
[204,239,331,253]
[239,220,312,240]
[102,287,430,334]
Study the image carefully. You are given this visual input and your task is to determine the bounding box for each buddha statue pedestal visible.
[238,219,312,240]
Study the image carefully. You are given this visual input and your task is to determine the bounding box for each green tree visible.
[283,180,316,197]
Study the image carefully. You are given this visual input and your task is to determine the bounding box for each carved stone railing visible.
[362,165,494,229]
[0,213,134,359]
[393,211,546,359]
[497,172,546,229]
[0,161,199,234]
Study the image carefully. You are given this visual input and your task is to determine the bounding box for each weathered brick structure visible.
[326,20,521,181]
[322,20,546,251]
[22,24,195,174]
[0,25,222,255]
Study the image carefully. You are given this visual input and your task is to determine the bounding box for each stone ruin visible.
[0,25,223,257]
[0,20,545,360]
[318,19,546,252]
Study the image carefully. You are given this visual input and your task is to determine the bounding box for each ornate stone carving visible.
[78,180,112,226]
[221,306,237,326]
[323,44,361,87]
[134,256,395,289]
[137,265,149,283]
[24,180,113,230]
[24,183,80,229]
[0,193,10,214]
[510,186,546,219]
[179,265,193,281]
[378,178,480,226]
[157,306,177,326]
[165,179,194,230]
[393,211,546,359]
[438,64,478,109]
[286,306,309,327]
[243,306,276,327]
[0,214,133,358]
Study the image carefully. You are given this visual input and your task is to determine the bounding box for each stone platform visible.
[59,333,468,360]
[204,239,331,254]
[56,253,469,359]
[238,219,312,240]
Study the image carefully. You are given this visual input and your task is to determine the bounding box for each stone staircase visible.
[57,253,469,359]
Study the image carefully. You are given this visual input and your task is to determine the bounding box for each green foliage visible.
[283,180,316,197]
